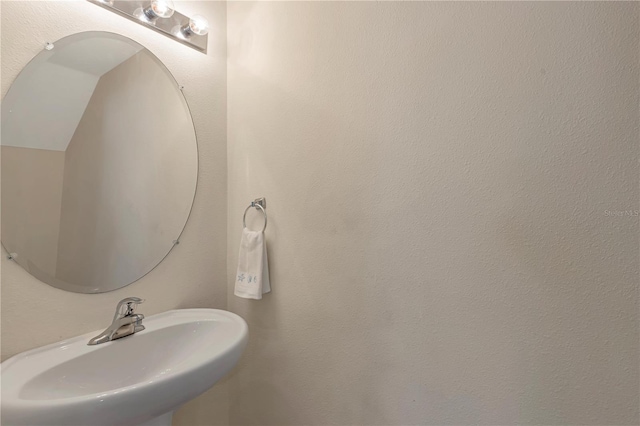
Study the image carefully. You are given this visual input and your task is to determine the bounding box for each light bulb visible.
[142,0,175,21]
[150,0,174,18]
[181,15,209,38]
[188,15,209,36]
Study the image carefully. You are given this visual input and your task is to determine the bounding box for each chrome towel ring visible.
[243,197,267,232]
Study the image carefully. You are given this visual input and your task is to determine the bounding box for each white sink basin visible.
[1,309,248,426]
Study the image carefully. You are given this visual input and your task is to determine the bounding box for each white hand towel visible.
[234,228,271,299]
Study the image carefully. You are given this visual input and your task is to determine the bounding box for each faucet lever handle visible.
[113,297,144,321]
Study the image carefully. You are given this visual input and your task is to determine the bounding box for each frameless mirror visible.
[1,32,198,293]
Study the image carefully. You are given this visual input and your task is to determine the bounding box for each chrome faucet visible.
[88,297,145,345]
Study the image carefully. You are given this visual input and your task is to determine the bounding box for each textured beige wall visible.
[227,2,639,425]
[1,146,65,277]
[1,1,228,424]
[56,50,197,292]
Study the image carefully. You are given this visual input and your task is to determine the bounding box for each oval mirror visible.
[1,32,198,293]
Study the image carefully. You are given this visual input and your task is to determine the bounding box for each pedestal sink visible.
[1,309,248,426]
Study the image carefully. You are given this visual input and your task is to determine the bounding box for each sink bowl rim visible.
[1,308,248,407]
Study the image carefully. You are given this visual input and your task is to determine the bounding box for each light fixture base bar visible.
[87,0,208,53]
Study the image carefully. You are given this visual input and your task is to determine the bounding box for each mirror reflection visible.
[1,32,198,293]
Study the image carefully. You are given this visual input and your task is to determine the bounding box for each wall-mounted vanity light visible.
[88,0,209,52]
